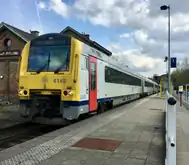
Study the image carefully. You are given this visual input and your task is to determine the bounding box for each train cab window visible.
[28,35,71,73]
[90,62,96,90]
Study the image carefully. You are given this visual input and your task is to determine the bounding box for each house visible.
[0,22,39,103]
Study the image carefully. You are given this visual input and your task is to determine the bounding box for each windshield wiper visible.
[36,64,47,73]
[46,52,51,71]
[54,66,63,74]
[54,62,68,73]
[36,52,51,74]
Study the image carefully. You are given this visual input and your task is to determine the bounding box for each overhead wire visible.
[34,0,43,34]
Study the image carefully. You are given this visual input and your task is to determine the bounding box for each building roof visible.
[61,26,112,56]
[159,74,168,78]
[0,22,36,42]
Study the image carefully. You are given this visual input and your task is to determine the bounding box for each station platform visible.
[176,100,189,165]
[0,94,187,165]
[0,95,165,165]
[6,94,189,165]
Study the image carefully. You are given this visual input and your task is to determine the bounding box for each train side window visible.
[105,66,110,81]
[145,81,153,87]
[90,62,96,90]
[104,66,141,86]
[85,57,89,70]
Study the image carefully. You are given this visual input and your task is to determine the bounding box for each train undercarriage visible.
[19,91,157,125]
[20,94,65,124]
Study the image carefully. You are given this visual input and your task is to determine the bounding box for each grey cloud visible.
[148,0,189,16]
[131,65,150,73]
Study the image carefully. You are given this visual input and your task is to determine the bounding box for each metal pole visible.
[168,6,171,93]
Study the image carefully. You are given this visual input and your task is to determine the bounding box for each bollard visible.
[180,93,182,106]
[167,97,177,105]
[169,137,175,147]
[166,91,177,165]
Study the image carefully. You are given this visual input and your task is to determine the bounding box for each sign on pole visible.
[179,85,183,93]
[178,85,183,106]
[171,57,177,68]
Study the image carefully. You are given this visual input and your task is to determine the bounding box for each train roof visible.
[61,26,112,56]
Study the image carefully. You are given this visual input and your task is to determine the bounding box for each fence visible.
[165,91,177,165]
[181,91,189,106]
[174,90,189,109]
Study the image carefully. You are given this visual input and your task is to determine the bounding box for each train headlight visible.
[23,90,28,95]
[68,91,73,96]
[63,90,73,96]
[19,90,28,95]
[19,90,23,95]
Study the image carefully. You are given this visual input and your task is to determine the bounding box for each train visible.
[18,33,159,125]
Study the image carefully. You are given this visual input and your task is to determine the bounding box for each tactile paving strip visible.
[0,108,128,165]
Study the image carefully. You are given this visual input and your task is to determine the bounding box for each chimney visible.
[30,30,39,37]
[81,32,90,40]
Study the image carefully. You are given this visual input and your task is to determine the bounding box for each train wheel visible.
[97,102,104,114]
[20,104,30,118]
[107,101,113,110]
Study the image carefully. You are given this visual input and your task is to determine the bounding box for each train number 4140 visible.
[53,78,66,83]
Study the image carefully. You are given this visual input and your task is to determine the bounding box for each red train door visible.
[89,56,97,111]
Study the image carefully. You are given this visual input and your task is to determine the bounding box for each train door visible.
[89,56,97,111]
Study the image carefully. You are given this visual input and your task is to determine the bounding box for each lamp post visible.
[160,5,171,93]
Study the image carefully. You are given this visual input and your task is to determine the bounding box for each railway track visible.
[0,95,149,152]
[0,123,62,151]
[0,110,92,151]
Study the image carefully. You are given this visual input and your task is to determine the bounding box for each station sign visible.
[0,50,20,56]
[171,57,177,68]
[179,85,183,93]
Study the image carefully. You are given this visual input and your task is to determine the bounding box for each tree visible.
[171,57,189,87]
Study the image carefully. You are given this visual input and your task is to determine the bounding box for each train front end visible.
[18,33,81,124]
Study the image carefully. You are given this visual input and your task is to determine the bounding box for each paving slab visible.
[0,105,24,129]
[0,95,166,165]
[176,101,189,165]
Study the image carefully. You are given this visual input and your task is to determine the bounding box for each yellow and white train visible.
[18,33,159,124]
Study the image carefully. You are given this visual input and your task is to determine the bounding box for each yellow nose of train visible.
[19,74,75,98]
[18,33,82,124]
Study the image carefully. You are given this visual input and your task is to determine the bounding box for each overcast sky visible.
[1,0,188,77]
